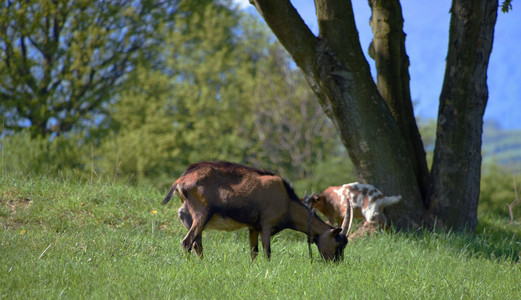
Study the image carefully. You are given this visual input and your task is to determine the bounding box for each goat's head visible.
[318,190,355,261]
[304,192,350,261]
[303,193,324,211]
[314,227,348,261]
[368,212,386,226]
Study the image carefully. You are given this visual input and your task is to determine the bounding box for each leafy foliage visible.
[93,4,353,189]
[0,0,179,137]
[0,2,352,191]
[96,65,180,187]
[501,0,513,12]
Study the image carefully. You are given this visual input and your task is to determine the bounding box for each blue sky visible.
[237,1,520,130]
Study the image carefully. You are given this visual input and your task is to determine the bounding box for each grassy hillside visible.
[1,173,521,298]
[482,121,521,170]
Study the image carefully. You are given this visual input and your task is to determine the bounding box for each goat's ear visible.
[331,228,342,236]
[307,194,320,203]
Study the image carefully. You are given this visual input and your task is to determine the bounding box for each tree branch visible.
[314,0,363,67]
[251,0,318,72]
[368,0,429,199]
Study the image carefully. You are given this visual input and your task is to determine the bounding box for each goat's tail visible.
[162,182,180,205]
[380,195,402,208]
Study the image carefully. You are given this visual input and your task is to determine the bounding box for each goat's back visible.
[319,186,348,215]
[171,162,300,225]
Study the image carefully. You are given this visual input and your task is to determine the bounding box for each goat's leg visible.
[178,205,203,256]
[193,235,203,257]
[248,229,259,261]
[379,213,389,229]
[181,212,211,258]
[260,227,272,260]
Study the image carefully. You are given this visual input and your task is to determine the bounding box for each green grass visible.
[1,173,521,299]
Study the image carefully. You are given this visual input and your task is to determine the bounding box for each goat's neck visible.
[289,201,333,237]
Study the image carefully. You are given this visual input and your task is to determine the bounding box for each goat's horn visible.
[304,192,315,202]
[304,192,316,210]
[340,198,353,238]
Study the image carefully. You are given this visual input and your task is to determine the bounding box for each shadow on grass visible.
[473,215,521,262]
[393,214,521,263]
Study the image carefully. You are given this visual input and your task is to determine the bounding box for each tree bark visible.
[428,0,498,232]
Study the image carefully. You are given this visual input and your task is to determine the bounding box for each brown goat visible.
[162,161,350,261]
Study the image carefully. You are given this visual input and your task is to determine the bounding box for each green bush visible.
[1,133,91,177]
[479,163,520,220]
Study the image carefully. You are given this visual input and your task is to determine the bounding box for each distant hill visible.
[482,120,521,171]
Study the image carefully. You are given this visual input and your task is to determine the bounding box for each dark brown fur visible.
[162,161,348,261]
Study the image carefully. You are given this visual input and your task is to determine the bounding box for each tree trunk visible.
[251,0,499,232]
[427,0,498,232]
[252,0,425,229]
[368,0,430,203]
